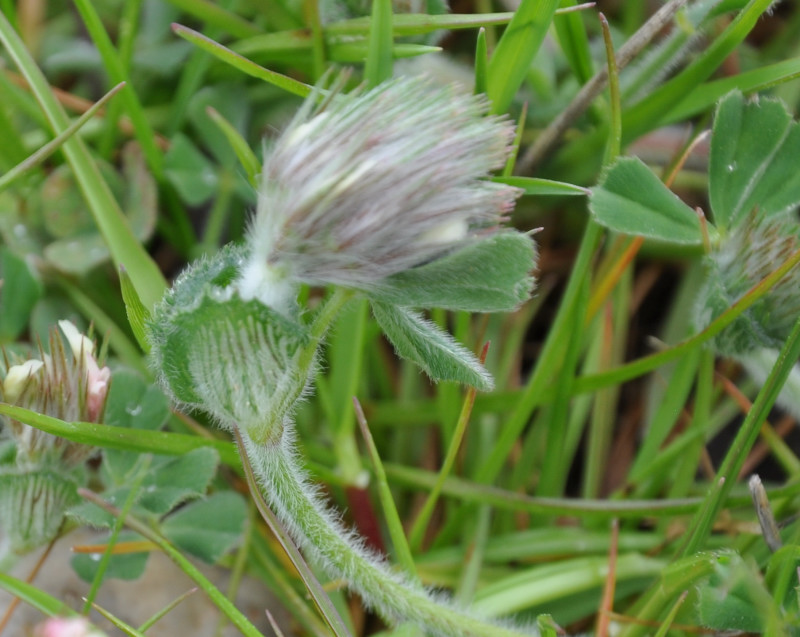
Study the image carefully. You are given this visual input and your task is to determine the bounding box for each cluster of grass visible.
[2,0,800,635]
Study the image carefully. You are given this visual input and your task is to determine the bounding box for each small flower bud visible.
[34,617,108,637]
[2,359,44,403]
[1,321,110,468]
[239,75,522,309]
[696,211,800,355]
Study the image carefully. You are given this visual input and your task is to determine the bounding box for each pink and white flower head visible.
[1,321,110,469]
[237,75,522,310]
[34,617,108,637]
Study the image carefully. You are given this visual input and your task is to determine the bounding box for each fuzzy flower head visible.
[238,76,522,308]
[696,211,800,356]
[1,321,110,469]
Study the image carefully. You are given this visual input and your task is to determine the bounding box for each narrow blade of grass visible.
[0,82,125,193]
[172,24,312,98]
[364,0,394,87]
[487,0,560,114]
[354,398,417,578]
[0,12,167,310]
[677,314,800,557]
[73,0,164,178]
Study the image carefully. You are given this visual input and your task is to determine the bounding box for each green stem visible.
[239,429,535,637]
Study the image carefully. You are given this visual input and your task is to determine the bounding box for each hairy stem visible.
[238,427,536,637]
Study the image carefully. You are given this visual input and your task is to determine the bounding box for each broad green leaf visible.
[137,447,220,515]
[0,247,43,343]
[102,371,170,483]
[71,531,149,583]
[709,91,800,231]
[164,134,218,206]
[589,157,706,245]
[371,301,493,390]
[162,491,247,563]
[367,232,536,312]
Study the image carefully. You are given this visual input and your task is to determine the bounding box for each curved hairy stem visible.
[238,427,536,637]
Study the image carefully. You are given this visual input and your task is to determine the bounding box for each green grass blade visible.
[172,24,312,98]
[474,28,488,95]
[487,0,560,114]
[409,347,485,551]
[574,247,800,394]
[85,602,148,637]
[0,404,239,466]
[78,489,267,637]
[493,176,589,196]
[0,12,167,310]
[205,106,261,186]
[554,0,593,84]
[622,0,775,142]
[0,571,75,617]
[354,398,417,578]
[662,56,800,124]
[164,0,261,37]
[364,0,393,87]
[0,82,125,193]
[73,0,164,178]
[677,315,800,557]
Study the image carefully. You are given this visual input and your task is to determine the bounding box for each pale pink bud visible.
[34,617,107,637]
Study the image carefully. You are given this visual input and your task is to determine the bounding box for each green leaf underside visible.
[710,91,800,232]
[371,301,493,390]
[367,231,536,312]
[589,157,704,245]
[70,447,220,530]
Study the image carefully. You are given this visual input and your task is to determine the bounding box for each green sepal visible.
[590,157,711,245]
[120,266,152,353]
[710,91,800,232]
[367,231,536,312]
[148,244,311,438]
[371,301,493,390]
[0,467,80,554]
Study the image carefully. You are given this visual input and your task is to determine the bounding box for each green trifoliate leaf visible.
[710,91,800,232]
[367,232,536,312]
[590,157,708,245]
[371,301,493,390]
[162,491,247,563]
